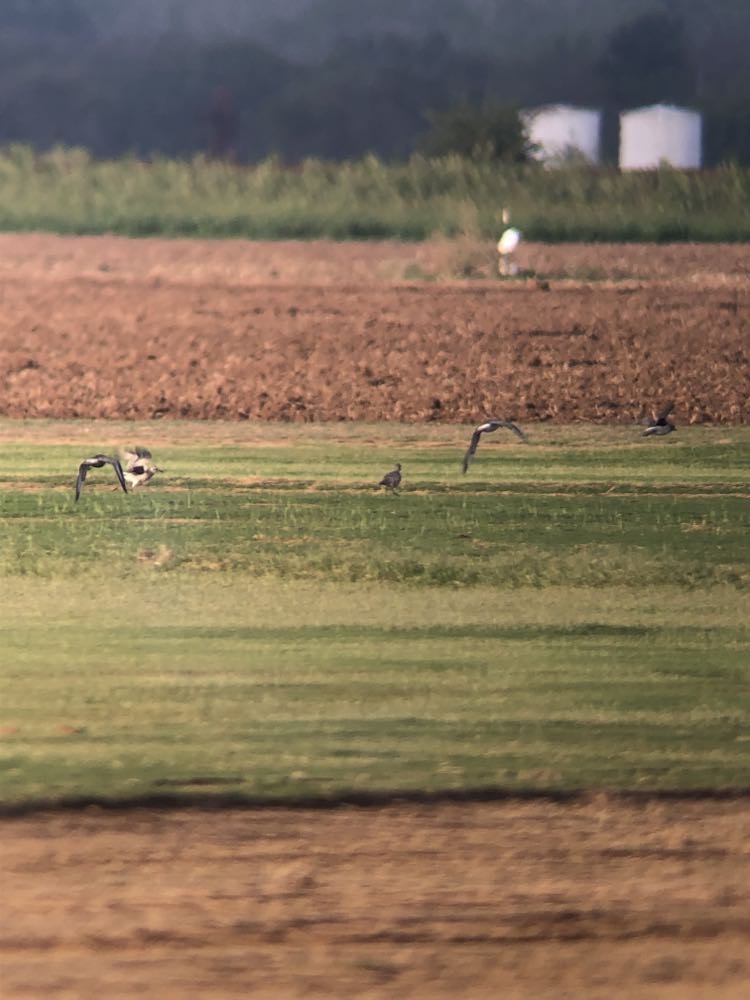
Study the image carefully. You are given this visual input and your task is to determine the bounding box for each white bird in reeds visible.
[75,454,128,501]
[462,420,528,473]
[642,402,676,437]
[497,207,522,276]
[378,463,402,493]
[121,447,164,489]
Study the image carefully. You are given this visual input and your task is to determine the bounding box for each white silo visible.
[523,105,602,165]
[619,104,702,170]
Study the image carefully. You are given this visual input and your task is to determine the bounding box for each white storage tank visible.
[619,104,702,170]
[523,105,602,165]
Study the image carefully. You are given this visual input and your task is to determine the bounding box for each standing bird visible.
[75,454,128,501]
[497,207,522,276]
[642,402,676,437]
[462,420,528,473]
[121,447,163,489]
[378,463,402,493]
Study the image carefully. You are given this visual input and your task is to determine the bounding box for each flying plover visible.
[75,454,128,501]
[642,402,676,437]
[121,447,164,489]
[462,420,528,473]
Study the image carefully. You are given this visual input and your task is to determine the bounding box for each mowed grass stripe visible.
[0,485,748,586]
[5,621,749,643]
[0,423,748,485]
[2,620,748,802]
[0,427,749,805]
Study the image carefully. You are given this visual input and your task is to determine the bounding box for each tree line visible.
[0,4,747,164]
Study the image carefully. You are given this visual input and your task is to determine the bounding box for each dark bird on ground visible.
[462,420,528,473]
[75,455,128,501]
[378,463,402,492]
[121,447,164,489]
[642,402,676,437]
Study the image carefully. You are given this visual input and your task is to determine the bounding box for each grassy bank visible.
[0,423,749,805]
[1,145,750,241]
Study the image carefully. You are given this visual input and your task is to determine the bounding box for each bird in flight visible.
[378,463,402,493]
[642,402,676,437]
[75,454,128,501]
[121,447,163,489]
[462,420,528,473]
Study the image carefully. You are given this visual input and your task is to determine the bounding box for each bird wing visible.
[108,457,128,493]
[75,455,127,498]
[120,449,139,470]
[485,420,528,442]
[655,401,674,422]
[133,446,153,459]
[501,420,528,442]
[75,462,89,501]
[462,428,483,473]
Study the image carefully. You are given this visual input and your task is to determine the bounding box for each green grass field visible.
[1,146,750,241]
[1,421,748,807]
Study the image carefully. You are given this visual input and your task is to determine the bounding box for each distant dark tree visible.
[705,103,750,165]
[0,0,92,36]
[516,33,601,108]
[416,104,531,161]
[262,33,493,161]
[1,2,748,165]
[598,11,695,109]
[205,85,238,160]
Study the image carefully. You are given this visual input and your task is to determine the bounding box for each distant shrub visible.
[416,104,533,163]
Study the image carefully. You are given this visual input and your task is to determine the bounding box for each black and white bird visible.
[378,463,402,493]
[642,402,676,437]
[462,420,528,473]
[121,447,163,489]
[75,454,128,501]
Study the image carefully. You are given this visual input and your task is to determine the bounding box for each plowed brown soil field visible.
[0,234,748,423]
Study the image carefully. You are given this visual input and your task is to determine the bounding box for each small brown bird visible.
[378,463,402,493]
[462,420,528,473]
[75,454,128,501]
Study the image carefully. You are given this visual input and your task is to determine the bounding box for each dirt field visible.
[0,234,747,423]
[2,797,749,998]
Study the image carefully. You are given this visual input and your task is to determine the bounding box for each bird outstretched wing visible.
[462,428,483,473]
[494,420,528,442]
[110,457,128,493]
[75,462,89,501]
[655,401,675,423]
[463,420,528,473]
[121,447,150,467]
[75,454,127,501]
